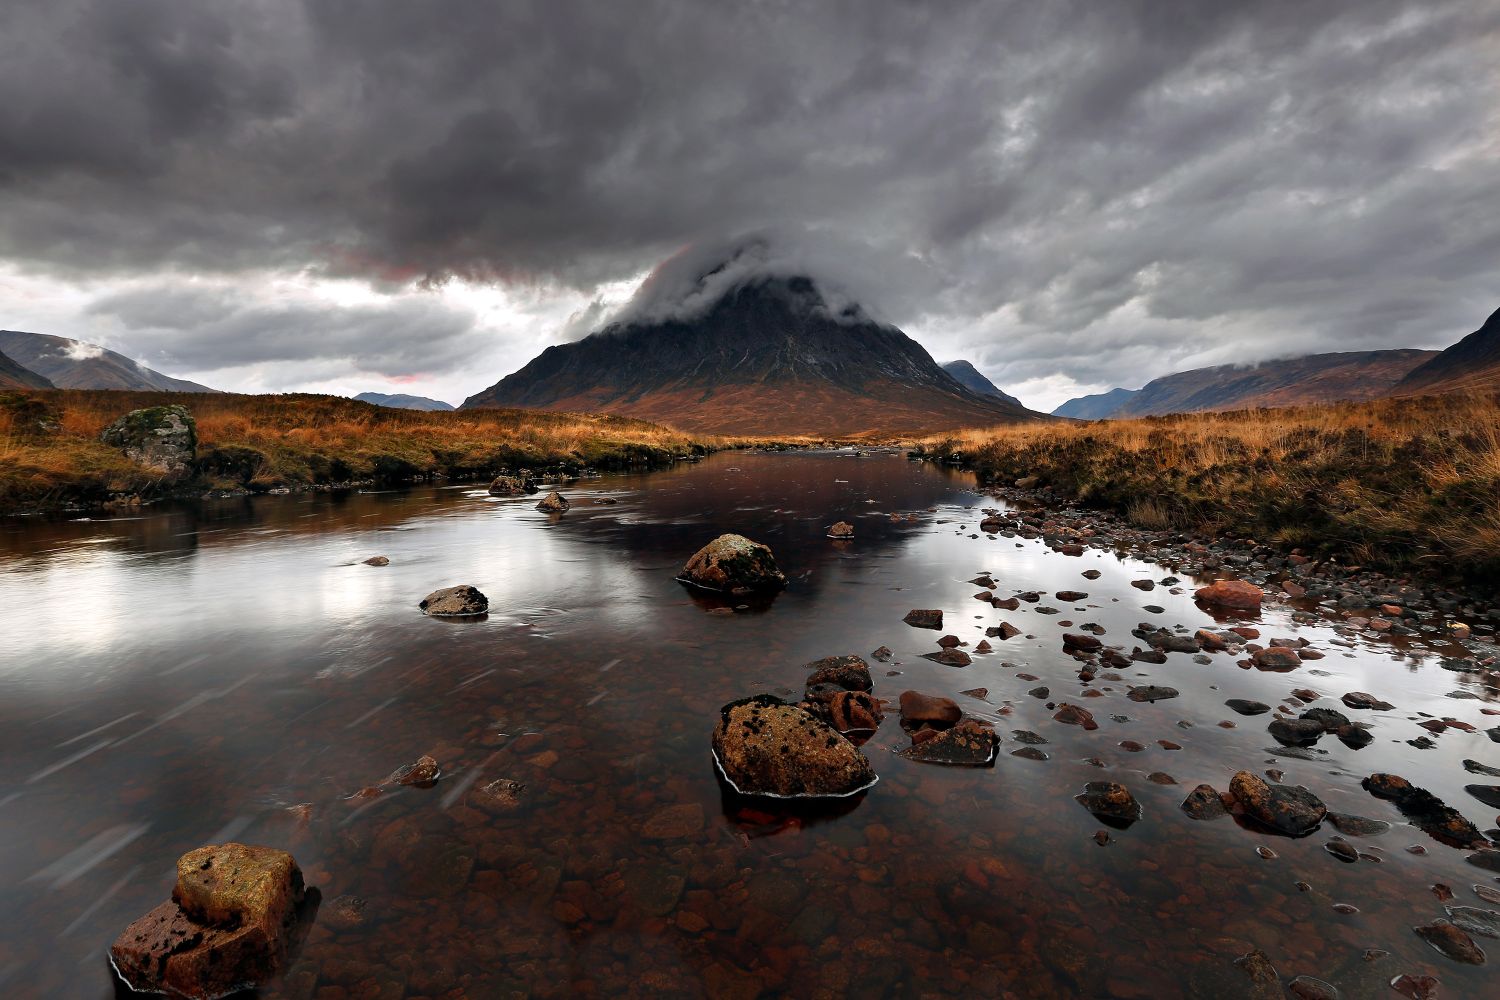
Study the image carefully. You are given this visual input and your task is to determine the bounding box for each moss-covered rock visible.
[100,405,196,476]
[680,533,786,593]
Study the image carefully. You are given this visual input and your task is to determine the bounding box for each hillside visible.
[1053,350,1434,419]
[1052,387,1139,419]
[1392,305,1500,395]
[940,360,1024,408]
[354,391,455,411]
[0,349,53,389]
[464,272,1044,436]
[0,330,217,393]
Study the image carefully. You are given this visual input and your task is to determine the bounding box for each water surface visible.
[1,451,1495,997]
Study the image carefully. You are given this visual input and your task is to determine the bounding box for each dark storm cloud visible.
[2,0,1498,394]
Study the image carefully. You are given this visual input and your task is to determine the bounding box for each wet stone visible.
[898,719,999,767]
[1011,747,1049,761]
[1229,770,1326,837]
[1445,904,1500,939]
[903,609,943,629]
[1413,919,1486,965]
[1126,685,1179,703]
[1226,699,1271,716]
[1075,781,1142,828]
[1325,838,1359,863]
[922,648,972,667]
[1327,813,1390,837]
[1363,773,1486,848]
[1342,691,1395,711]
[1053,703,1098,731]
[711,695,876,798]
[1287,976,1340,999]
[1181,785,1228,820]
[1464,784,1500,809]
[419,585,489,617]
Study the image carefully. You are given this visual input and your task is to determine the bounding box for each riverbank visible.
[918,392,1500,588]
[0,390,716,513]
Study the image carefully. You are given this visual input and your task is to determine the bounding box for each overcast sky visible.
[2,0,1497,411]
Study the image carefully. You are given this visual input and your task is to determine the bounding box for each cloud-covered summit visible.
[1,0,1497,408]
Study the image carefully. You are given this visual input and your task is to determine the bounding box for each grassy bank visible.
[0,390,713,511]
[919,393,1500,583]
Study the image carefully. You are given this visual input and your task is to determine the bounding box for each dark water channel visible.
[0,451,1496,998]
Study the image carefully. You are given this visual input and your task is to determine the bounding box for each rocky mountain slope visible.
[940,360,1024,409]
[463,274,1044,436]
[0,348,53,389]
[1391,305,1500,395]
[1053,350,1435,419]
[0,330,216,393]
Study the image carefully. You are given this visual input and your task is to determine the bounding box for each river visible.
[0,450,1494,997]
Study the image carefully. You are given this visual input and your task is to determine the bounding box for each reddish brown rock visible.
[1053,703,1098,731]
[1062,633,1102,652]
[827,521,854,539]
[897,719,999,767]
[711,695,875,798]
[825,690,883,733]
[903,609,943,629]
[1252,647,1302,671]
[111,844,309,1000]
[899,690,962,728]
[1228,770,1326,836]
[1195,579,1263,611]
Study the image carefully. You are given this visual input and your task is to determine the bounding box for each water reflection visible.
[0,451,1494,997]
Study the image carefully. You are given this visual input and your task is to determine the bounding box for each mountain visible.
[941,360,1024,408]
[355,391,455,411]
[1053,350,1436,419]
[0,331,217,392]
[1391,306,1500,396]
[1052,387,1140,419]
[0,348,54,389]
[462,274,1044,435]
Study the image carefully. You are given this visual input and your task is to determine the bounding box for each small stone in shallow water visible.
[363,555,389,566]
[1181,784,1227,820]
[1445,904,1500,939]
[1287,976,1340,1000]
[923,648,972,667]
[390,754,440,787]
[1413,919,1486,964]
[902,608,943,629]
[1127,685,1179,703]
[1011,747,1048,761]
[1389,974,1440,1000]
[1230,770,1326,836]
[1074,781,1141,827]
[897,719,999,766]
[1226,698,1271,716]
[899,691,961,728]
[1053,703,1097,730]
[1327,813,1390,837]
[1324,839,1358,863]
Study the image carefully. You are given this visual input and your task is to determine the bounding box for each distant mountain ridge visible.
[941,360,1024,408]
[463,270,1046,436]
[1052,349,1436,419]
[0,348,53,389]
[354,391,455,411]
[1392,305,1500,396]
[0,330,216,393]
[1053,387,1139,419]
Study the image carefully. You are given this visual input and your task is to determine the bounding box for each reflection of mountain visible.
[463,270,1046,435]
[0,330,216,392]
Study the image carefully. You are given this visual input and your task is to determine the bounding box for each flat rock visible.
[1226,699,1271,716]
[900,691,961,728]
[922,648,972,667]
[1342,691,1395,711]
[897,720,999,767]
[1127,685,1179,703]
[1195,579,1263,611]
[1327,813,1390,837]
[903,609,943,629]
[1413,919,1485,964]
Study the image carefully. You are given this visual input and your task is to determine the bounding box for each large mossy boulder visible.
[680,534,786,593]
[712,694,876,798]
[100,405,197,477]
[111,843,310,999]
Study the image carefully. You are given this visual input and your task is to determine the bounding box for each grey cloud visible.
[1,0,1497,401]
[86,282,482,377]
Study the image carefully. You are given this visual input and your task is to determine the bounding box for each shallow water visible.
[0,451,1496,998]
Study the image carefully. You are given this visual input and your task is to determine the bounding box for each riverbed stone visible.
[827,521,854,539]
[419,585,489,616]
[535,491,570,513]
[903,609,943,629]
[680,534,786,592]
[1413,919,1486,964]
[897,719,998,766]
[712,695,875,797]
[112,843,308,999]
[1195,579,1263,611]
[1363,773,1486,848]
[487,474,535,496]
[899,690,961,729]
[1182,784,1228,820]
[1075,781,1142,827]
[1229,770,1326,836]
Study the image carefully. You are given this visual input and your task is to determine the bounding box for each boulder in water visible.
[487,474,536,496]
[100,405,197,477]
[111,843,312,999]
[711,695,876,798]
[419,585,489,617]
[679,534,787,593]
[535,491,570,513]
[827,521,854,539]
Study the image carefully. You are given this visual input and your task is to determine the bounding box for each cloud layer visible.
[2,0,1497,408]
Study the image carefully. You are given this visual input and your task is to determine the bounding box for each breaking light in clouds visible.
[1,0,1498,411]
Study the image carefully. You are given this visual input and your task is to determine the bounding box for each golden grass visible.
[920,392,1500,583]
[0,390,715,510]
